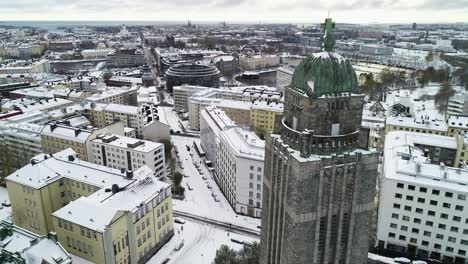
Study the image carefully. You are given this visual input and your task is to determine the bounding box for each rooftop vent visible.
[68,155,75,162]
[111,184,120,194]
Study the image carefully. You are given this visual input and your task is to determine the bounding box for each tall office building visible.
[260,18,379,264]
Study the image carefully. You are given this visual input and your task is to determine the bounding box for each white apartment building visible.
[200,106,237,167]
[377,131,468,263]
[217,127,265,218]
[200,107,265,218]
[91,134,165,178]
[0,59,50,74]
[85,103,170,141]
[81,49,111,59]
[239,55,280,70]
[276,65,294,93]
[173,85,210,112]
[448,93,468,116]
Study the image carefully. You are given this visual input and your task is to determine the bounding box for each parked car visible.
[174,218,186,224]
[202,176,207,180]
[230,238,243,244]
[174,240,185,251]
[211,192,217,198]
[199,171,204,175]
[1,201,11,207]
[214,197,220,202]
[207,184,212,189]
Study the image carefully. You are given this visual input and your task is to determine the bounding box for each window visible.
[406,195,413,201]
[428,210,435,216]
[401,226,408,231]
[450,226,459,232]
[441,213,448,219]
[415,208,423,214]
[461,240,468,246]
[455,205,464,211]
[411,228,419,234]
[423,231,431,237]
[443,202,451,209]
[419,187,427,193]
[389,232,396,238]
[438,224,446,230]
[434,244,441,250]
[458,194,467,200]
[410,238,417,244]
[430,200,437,206]
[391,213,398,219]
[249,173,254,179]
[459,250,466,256]
[408,185,415,190]
[417,197,425,203]
[425,221,433,227]
[390,223,397,229]
[399,235,406,241]
[414,218,421,224]
[448,237,456,243]
[446,247,454,252]
[445,192,453,198]
[404,205,411,211]
[402,216,410,221]
[397,183,404,188]
[250,166,254,170]
[422,241,429,246]
[395,193,402,199]
[393,203,401,209]
[436,234,444,239]
[432,189,440,195]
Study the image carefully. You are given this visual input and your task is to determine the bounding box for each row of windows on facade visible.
[390,213,468,237]
[58,178,98,194]
[396,183,467,200]
[389,222,468,243]
[391,126,447,136]
[132,193,169,223]
[393,198,465,211]
[43,136,84,145]
[66,236,95,256]
[387,232,467,256]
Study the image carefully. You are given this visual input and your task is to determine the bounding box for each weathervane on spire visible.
[321,16,335,52]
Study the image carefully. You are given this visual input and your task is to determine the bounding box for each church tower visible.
[259,17,379,264]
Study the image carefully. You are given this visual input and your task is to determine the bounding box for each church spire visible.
[321,17,335,52]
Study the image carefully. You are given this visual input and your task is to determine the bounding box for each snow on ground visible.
[171,135,261,230]
[148,220,258,264]
[159,106,182,133]
[368,253,397,264]
[0,187,12,222]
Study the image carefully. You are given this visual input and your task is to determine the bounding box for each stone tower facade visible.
[259,18,379,264]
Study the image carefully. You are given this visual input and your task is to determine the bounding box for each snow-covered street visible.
[171,135,261,231]
[148,220,258,264]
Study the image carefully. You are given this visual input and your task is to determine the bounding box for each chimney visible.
[68,155,75,162]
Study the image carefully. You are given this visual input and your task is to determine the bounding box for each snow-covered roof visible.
[92,134,162,153]
[0,221,72,264]
[220,127,265,161]
[383,131,468,193]
[447,115,468,129]
[251,100,283,112]
[6,148,152,189]
[386,115,447,132]
[104,103,139,115]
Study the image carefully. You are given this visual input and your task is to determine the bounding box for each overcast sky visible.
[1,0,467,23]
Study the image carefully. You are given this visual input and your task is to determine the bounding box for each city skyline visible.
[1,0,468,23]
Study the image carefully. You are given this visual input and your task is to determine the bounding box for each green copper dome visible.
[289,17,358,97]
[290,52,358,97]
